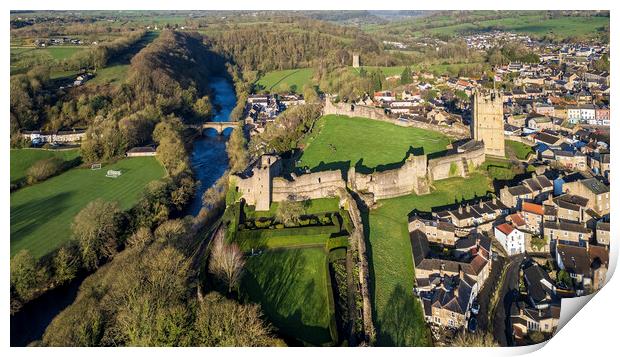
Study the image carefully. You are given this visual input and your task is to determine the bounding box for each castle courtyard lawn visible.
[241,247,335,346]
[10,157,166,258]
[298,115,451,172]
[10,148,80,186]
[366,173,490,346]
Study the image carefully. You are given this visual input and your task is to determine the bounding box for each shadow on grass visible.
[304,145,427,179]
[242,249,333,346]
[11,191,73,247]
[377,283,427,346]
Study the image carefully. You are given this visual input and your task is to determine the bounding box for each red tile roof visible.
[496,223,515,236]
[509,213,527,227]
[522,202,544,216]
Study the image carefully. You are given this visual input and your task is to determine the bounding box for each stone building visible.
[471,90,505,157]
[563,178,610,215]
[352,54,360,68]
[232,155,282,211]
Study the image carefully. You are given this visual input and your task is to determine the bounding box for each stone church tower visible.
[471,90,505,157]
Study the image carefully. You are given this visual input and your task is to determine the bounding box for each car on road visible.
[468,317,477,333]
[470,302,480,315]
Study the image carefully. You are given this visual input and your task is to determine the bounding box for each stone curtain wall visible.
[348,153,430,200]
[271,170,346,202]
[427,145,486,181]
[323,98,470,139]
[337,188,376,345]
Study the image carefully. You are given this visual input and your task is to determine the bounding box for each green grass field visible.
[242,248,335,346]
[10,149,81,186]
[87,64,130,87]
[298,115,450,172]
[505,140,534,160]
[255,68,314,93]
[367,173,490,346]
[364,12,608,41]
[10,157,166,258]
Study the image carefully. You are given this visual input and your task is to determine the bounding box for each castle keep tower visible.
[471,90,505,157]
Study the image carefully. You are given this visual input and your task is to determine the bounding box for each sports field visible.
[241,247,335,346]
[298,115,450,172]
[10,149,80,186]
[366,173,490,346]
[255,68,314,93]
[10,157,166,258]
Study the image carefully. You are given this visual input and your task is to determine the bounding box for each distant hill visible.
[364,10,610,43]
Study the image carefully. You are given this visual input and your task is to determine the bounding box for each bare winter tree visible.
[209,228,245,293]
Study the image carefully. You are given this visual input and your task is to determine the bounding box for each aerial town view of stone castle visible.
[9,9,611,348]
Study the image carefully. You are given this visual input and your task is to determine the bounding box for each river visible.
[187,76,235,215]
[10,77,236,346]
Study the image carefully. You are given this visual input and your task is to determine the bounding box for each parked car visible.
[470,302,480,315]
[468,317,477,333]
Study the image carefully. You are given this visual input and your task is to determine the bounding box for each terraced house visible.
[410,229,492,329]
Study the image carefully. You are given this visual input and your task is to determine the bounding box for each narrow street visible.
[492,254,524,346]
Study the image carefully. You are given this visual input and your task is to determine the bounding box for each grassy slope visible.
[365,13,608,40]
[255,68,314,93]
[10,149,80,185]
[10,157,166,258]
[298,115,450,171]
[242,247,334,346]
[367,173,491,346]
[505,139,534,160]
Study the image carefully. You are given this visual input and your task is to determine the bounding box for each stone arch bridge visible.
[191,121,241,135]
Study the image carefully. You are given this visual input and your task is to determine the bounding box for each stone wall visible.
[271,170,346,202]
[427,144,486,181]
[323,98,470,139]
[348,153,430,200]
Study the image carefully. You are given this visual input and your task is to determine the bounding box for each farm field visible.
[241,247,335,346]
[10,149,81,186]
[10,157,166,258]
[255,68,314,93]
[366,173,490,346]
[364,12,608,41]
[10,46,87,74]
[298,115,450,172]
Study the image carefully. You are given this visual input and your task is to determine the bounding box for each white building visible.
[495,223,525,256]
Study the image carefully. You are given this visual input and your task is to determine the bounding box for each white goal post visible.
[106,170,122,178]
[91,163,102,170]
